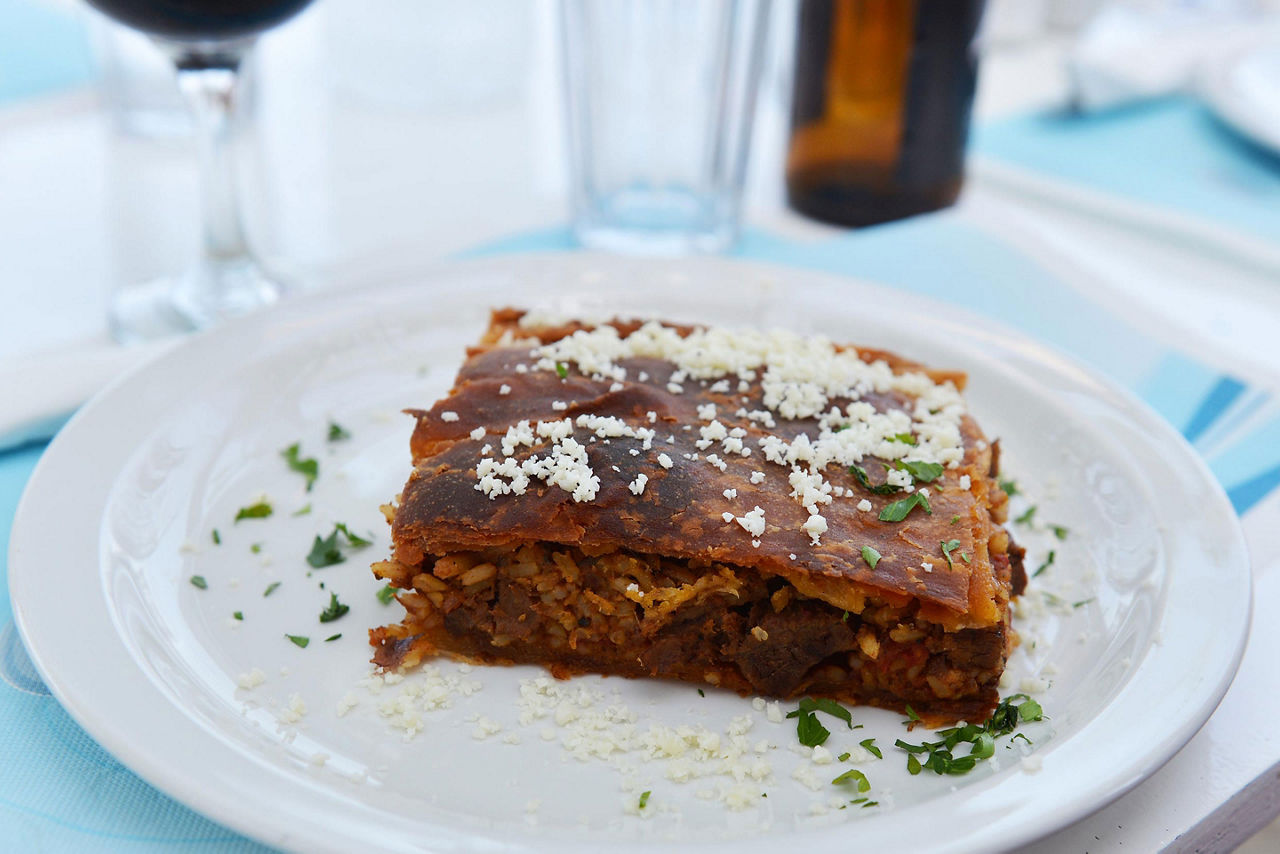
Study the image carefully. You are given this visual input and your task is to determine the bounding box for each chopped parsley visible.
[891,432,917,445]
[788,697,854,747]
[879,492,931,522]
[949,515,960,525]
[307,523,373,568]
[189,575,208,590]
[555,361,569,379]
[292,504,312,517]
[896,694,1044,777]
[235,501,273,522]
[376,584,398,605]
[940,539,961,570]
[859,738,883,759]
[233,611,243,621]
[849,464,899,495]
[999,479,1018,496]
[1072,598,1094,609]
[324,633,342,642]
[831,768,871,792]
[638,790,651,809]
[1033,550,1055,578]
[319,593,349,623]
[893,459,943,483]
[211,528,221,545]
[903,705,921,724]
[250,542,262,554]
[334,523,372,547]
[1014,505,1037,525]
[1050,524,1069,540]
[327,421,351,442]
[860,546,881,569]
[263,581,281,597]
[281,443,319,492]
[697,688,705,697]
[837,752,850,762]
[285,634,309,648]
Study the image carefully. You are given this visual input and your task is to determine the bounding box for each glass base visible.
[573,187,738,255]
[109,260,289,344]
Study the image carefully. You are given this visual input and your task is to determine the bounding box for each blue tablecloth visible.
[3,6,1280,849]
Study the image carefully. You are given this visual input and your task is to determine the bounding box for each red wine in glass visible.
[86,0,317,340]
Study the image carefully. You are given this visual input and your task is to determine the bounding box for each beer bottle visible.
[786,0,985,227]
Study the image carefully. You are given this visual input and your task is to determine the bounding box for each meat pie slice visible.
[370,309,1024,724]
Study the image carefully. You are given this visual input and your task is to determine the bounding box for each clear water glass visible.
[560,0,771,254]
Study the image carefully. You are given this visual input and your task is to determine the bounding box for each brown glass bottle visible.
[786,0,985,227]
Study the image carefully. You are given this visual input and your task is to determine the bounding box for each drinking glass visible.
[85,0,316,341]
[560,0,771,254]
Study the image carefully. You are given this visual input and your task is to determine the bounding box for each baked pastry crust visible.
[371,309,1024,723]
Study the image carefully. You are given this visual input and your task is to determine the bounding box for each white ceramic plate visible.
[9,255,1250,853]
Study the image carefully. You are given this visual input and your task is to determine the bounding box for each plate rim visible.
[8,253,1252,853]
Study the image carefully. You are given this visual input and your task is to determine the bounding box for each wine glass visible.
[86,0,317,341]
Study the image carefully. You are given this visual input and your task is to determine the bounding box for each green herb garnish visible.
[949,515,960,525]
[1072,598,1094,609]
[697,689,705,697]
[1014,505,1037,525]
[251,542,262,555]
[879,492,932,522]
[281,443,319,492]
[940,539,961,570]
[376,584,398,605]
[334,523,372,548]
[1033,550,1055,578]
[233,611,243,621]
[292,504,312,517]
[638,790,651,809]
[891,432,917,445]
[1050,524,1069,540]
[307,530,344,568]
[235,501,273,522]
[837,752,851,762]
[319,592,349,623]
[960,552,971,564]
[860,546,881,569]
[895,694,1044,777]
[327,421,351,442]
[555,362,569,379]
[324,633,342,642]
[286,634,309,648]
[263,581,281,597]
[904,705,921,724]
[832,768,871,792]
[999,479,1018,496]
[788,697,853,728]
[849,464,900,495]
[190,575,208,590]
[893,459,944,483]
[211,528,221,545]
[859,738,882,759]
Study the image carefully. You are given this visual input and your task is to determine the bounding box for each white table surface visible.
[2,2,1279,851]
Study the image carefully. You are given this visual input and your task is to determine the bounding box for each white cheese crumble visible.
[856,498,873,512]
[469,427,486,441]
[440,411,459,422]
[628,473,649,496]
[723,488,738,500]
[750,470,766,484]
[237,668,266,690]
[959,474,971,490]
[801,513,828,545]
[735,506,767,537]
[277,693,308,724]
[499,384,512,395]
[657,453,673,469]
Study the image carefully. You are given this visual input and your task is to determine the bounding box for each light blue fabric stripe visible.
[1205,414,1280,499]
[1181,376,1247,443]
[0,0,95,104]
[1134,353,1223,439]
[1227,463,1280,515]
[973,98,1280,245]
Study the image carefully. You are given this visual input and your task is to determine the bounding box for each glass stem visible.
[175,57,254,275]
